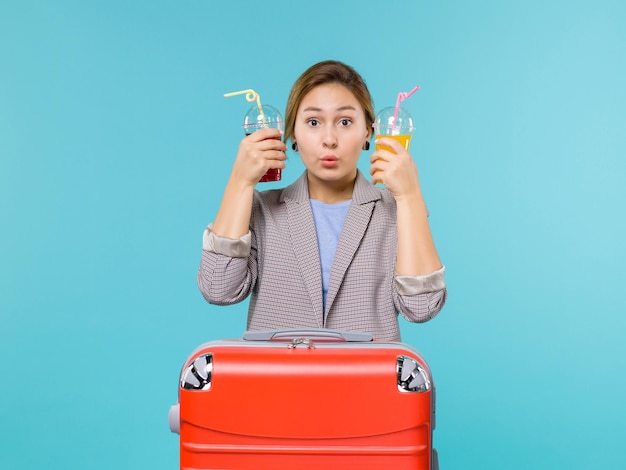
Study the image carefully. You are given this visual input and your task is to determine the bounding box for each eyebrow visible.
[302,105,358,113]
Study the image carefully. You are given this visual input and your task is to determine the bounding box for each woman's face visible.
[293,83,371,186]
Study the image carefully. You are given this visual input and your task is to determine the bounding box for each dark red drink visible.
[242,104,284,183]
[258,168,281,182]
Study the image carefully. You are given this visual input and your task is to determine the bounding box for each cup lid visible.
[373,106,415,133]
[242,104,283,128]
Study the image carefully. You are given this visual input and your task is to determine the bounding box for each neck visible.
[307,170,357,204]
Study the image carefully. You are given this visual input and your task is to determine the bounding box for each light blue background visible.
[2,1,625,468]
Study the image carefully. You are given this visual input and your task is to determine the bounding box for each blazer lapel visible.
[282,173,325,326]
[325,171,381,320]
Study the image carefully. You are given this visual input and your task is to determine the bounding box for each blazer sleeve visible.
[393,266,448,323]
[196,224,258,306]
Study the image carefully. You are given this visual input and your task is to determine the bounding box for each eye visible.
[339,118,352,127]
[307,119,320,127]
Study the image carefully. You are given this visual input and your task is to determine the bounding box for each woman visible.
[197,60,446,341]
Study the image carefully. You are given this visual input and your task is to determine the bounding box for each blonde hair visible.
[284,60,374,145]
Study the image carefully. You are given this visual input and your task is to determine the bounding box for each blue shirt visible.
[309,199,352,312]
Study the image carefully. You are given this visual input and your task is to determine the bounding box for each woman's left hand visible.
[369,137,422,200]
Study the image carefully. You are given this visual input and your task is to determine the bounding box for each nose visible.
[322,126,338,149]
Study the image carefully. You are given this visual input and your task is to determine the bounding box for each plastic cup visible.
[242,104,284,183]
[373,106,415,152]
[372,107,415,184]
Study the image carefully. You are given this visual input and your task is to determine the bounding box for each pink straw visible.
[393,85,420,132]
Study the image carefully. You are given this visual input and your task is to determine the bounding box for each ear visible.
[364,124,373,150]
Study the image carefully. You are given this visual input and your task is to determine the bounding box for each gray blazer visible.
[198,170,446,341]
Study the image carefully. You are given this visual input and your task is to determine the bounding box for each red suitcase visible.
[169,329,438,470]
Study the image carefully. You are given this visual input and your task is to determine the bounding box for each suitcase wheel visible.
[168,404,180,434]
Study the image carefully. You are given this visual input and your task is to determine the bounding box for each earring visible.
[292,142,298,152]
[363,141,370,151]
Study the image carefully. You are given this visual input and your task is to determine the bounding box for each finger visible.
[370,168,384,185]
[369,158,386,182]
[258,139,288,152]
[266,158,287,170]
[241,141,287,159]
[369,150,392,165]
[264,149,288,162]
[369,150,393,175]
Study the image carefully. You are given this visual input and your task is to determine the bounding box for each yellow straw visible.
[224,89,268,127]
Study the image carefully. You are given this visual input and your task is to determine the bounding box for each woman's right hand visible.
[231,128,287,185]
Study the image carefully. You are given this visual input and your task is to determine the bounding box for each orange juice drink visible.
[372,106,415,184]
[374,134,412,152]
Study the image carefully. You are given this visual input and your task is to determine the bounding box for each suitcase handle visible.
[242,328,373,343]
